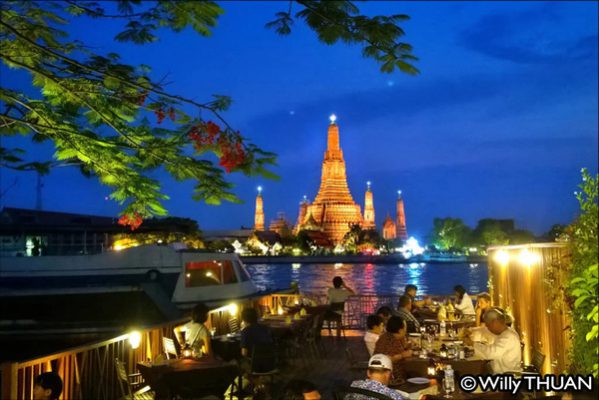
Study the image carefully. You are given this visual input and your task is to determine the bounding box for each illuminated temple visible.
[253,115,409,245]
[291,115,363,244]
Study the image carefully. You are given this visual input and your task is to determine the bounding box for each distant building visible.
[363,182,375,230]
[268,212,292,237]
[396,191,408,241]
[382,214,397,240]
[0,207,119,256]
[0,207,202,256]
[254,187,265,231]
[202,229,253,242]
[294,116,364,244]
[249,116,412,247]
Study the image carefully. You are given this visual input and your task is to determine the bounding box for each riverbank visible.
[241,254,487,264]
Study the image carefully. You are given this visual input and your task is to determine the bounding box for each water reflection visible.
[247,262,488,296]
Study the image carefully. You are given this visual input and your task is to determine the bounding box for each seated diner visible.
[396,294,420,333]
[364,314,384,356]
[174,303,212,358]
[373,315,412,385]
[465,308,522,374]
[345,354,405,400]
[475,292,492,327]
[453,284,476,317]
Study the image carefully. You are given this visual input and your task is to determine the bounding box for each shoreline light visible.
[329,114,337,123]
[257,186,262,194]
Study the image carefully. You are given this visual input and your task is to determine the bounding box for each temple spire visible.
[326,114,340,153]
[254,186,265,231]
[298,116,362,244]
[363,181,375,230]
[396,190,408,241]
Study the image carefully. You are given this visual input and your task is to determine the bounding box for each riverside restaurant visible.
[1,243,596,400]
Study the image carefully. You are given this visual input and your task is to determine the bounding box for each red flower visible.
[168,107,176,122]
[206,121,220,136]
[154,108,166,124]
[118,212,143,231]
[218,138,245,173]
[136,90,149,106]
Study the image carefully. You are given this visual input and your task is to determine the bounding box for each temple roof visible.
[383,214,396,228]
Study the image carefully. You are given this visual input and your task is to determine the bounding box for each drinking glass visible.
[426,334,434,352]
[443,378,454,398]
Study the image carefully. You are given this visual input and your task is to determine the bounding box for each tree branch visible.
[0,19,236,131]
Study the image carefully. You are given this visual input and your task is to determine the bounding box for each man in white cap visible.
[345,354,406,400]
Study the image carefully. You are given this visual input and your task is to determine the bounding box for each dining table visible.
[259,313,312,339]
[137,357,237,399]
[212,333,242,361]
[420,318,477,332]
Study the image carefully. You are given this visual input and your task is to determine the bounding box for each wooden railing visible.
[0,319,184,400]
[0,303,254,400]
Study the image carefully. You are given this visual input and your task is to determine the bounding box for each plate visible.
[407,377,430,385]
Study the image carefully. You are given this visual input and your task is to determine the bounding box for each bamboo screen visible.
[487,243,572,374]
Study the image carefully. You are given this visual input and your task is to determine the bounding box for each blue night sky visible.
[1,1,597,240]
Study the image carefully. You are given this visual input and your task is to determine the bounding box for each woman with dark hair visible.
[174,302,213,357]
[453,285,475,316]
[373,316,412,384]
[33,372,62,400]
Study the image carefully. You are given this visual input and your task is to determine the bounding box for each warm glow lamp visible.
[518,249,539,267]
[494,250,510,266]
[227,303,238,316]
[128,331,141,349]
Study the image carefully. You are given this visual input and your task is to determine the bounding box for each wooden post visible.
[0,362,18,400]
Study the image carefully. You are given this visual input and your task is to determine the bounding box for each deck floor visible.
[249,330,369,400]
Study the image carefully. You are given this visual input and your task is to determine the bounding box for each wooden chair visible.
[115,358,154,400]
[526,348,546,373]
[345,347,369,372]
[509,348,546,399]
[323,302,346,337]
[228,317,240,333]
[162,337,178,360]
[250,343,279,397]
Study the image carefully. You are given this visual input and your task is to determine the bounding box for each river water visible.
[246,262,489,296]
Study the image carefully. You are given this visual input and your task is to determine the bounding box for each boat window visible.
[184,260,238,287]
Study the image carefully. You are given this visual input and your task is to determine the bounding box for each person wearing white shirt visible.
[364,314,384,356]
[453,285,476,316]
[465,308,522,374]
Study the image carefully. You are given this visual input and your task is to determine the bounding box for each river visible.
[246,262,489,296]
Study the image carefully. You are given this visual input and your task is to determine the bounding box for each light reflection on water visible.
[246,262,488,296]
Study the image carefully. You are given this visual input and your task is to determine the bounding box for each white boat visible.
[0,244,260,308]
